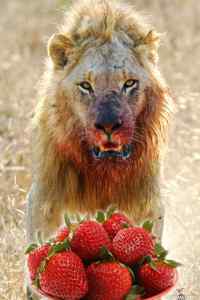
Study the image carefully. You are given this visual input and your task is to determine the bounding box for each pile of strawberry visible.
[26,208,180,300]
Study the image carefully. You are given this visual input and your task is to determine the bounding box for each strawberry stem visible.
[155,242,168,260]
[142,220,154,233]
[25,243,38,254]
[139,255,158,271]
[149,260,158,271]
[164,259,182,268]
[96,211,105,223]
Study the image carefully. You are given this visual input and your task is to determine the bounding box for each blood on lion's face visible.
[59,38,149,164]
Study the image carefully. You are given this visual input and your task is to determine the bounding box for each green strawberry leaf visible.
[64,213,71,227]
[47,245,61,258]
[138,256,147,265]
[99,246,114,261]
[47,238,55,244]
[106,205,117,218]
[96,211,105,223]
[63,239,71,249]
[125,293,138,300]
[138,255,152,265]
[149,260,158,271]
[155,242,168,260]
[122,222,130,228]
[53,240,70,253]
[140,255,158,271]
[47,246,55,258]
[142,220,154,232]
[131,285,145,294]
[46,240,70,259]
[164,259,182,268]
[125,285,145,299]
[25,243,38,254]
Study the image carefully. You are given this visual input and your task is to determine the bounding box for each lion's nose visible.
[95,119,123,134]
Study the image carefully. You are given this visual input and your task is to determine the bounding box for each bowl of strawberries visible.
[25,208,180,300]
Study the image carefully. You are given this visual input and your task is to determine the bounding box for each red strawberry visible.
[27,244,50,281]
[71,220,111,260]
[55,226,69,242]
[86,262,132,300]
[112,227,154,265]
[40,250,88,300]
[103,212,132,239]
[138,261,176,296]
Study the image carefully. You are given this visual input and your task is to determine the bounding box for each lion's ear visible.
[134,30,160,65]
[48,33,73,69]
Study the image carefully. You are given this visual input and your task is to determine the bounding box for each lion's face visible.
[60,38,149,162]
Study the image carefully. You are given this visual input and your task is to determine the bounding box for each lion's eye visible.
[123,79,139,94]
[78,81,93,94]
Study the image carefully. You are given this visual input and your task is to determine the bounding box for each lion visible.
[26,0,173,298]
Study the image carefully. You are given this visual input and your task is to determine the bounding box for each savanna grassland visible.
[0,1,199,299]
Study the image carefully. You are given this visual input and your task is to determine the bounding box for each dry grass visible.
[0,0,199,299]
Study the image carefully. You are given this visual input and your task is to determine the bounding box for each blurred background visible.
[0,0,199,299]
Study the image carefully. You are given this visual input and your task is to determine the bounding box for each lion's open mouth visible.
[91,144,132,159]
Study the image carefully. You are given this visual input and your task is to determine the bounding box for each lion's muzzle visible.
[87,91,134,159]
[94,92,123,137]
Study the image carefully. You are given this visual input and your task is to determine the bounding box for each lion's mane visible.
[33,0,173,221]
